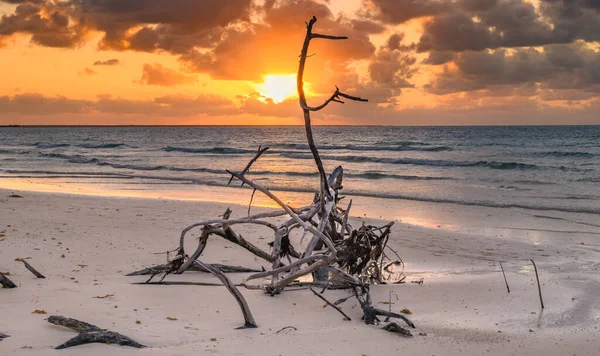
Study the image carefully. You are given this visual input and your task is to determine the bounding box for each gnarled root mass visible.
[47,316,146,349]
[127,15,413,333]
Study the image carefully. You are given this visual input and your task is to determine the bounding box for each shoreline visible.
[1,188,599,355]
[2,178,598,244]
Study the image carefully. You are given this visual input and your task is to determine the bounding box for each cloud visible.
[422,51,454,65]
[93,59,120,66]
[368,0,452,24]
[350,19,386,34]
[136,63,197,86]
[1,0,600,122]
[416,0,600,52]
[0,1,83,48]
[0,92,238,117]
[182,0,376,81]
[425,42,600,95]
[368,48,417,88]
[0,0,252,51]
[79,68,97,76]
[0,93,92,115]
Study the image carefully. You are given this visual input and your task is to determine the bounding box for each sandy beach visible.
[1,187,598,355]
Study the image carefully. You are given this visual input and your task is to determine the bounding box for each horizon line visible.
[2,124,600,128]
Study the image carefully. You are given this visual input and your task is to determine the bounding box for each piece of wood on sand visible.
[16,258,46,278]
[46,315,146,349]
[0,271,17,288]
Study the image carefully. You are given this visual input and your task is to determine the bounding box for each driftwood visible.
[127,15,412,332]
[47,315,145,349]
[382,322,413,337]
[16,258,45,278]
[0,271,17,288]
[126,262,261,276]
[531,259,544,309]
[309,287,351,321]
[499,261,510,293]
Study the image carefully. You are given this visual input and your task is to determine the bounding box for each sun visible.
[254,74,306,104]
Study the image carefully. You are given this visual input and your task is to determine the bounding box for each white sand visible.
[1,188,599,355]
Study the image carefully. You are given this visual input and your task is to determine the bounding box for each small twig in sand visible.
[411,278,424,285]
[310,287,352,321]
[499,261,510,293]
[275,326,298,334]
[530,259,544,309]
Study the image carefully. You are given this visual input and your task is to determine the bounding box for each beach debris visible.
[382,322,413,337]
[275,326,297,334]
[8,193,23,198]
[309,287,352,321]
[126,15,413,335]
[166,317,177,321]
[530,259,545,309]
[411,278,425,285]
[127,262,261,277]
[46,315,145,349]
[93,293,115,299]
[16,258,46,279]
[32,309,48,314]
[400,309,413,315]
[0,332,9,340]
[500,261,510,293]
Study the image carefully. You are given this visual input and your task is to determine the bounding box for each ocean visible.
[1,126,599,220]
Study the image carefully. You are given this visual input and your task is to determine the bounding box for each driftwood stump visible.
[47,315,146,349]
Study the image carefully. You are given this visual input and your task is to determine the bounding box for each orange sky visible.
[1,0,599,125]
